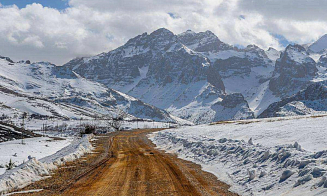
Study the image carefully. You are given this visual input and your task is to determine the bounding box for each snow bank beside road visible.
[0,134,93,194]
[0,137,72,175]
[150,116,327,196]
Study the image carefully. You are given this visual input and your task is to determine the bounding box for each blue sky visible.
[271,34,291,47]
[0,0,68,10]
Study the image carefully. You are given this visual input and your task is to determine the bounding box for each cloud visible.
[0,0,326,65]
[238,0,327,21]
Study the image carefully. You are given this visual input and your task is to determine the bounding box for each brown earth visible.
[15,129,238,196]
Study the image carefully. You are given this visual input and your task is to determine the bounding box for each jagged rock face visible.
[269,44,318,97]
[259,82,327,118]
[177,30,233,52]
[213,46,271,78]
[63,28,224,91]
[220,93,248,108]
[168,29,275,117]
[206,66,225,91]
[146,47,212,85]
[211,93,255,121]
[318,54,327,67]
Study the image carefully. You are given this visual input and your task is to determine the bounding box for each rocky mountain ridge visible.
[61,28,327,122]
[2,28,327,123]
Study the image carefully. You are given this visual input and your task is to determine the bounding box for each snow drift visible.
[0,134,93,194]
[150,116,327,196]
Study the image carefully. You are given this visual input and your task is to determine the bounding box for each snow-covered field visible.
[0,137,72,175]
[150,115,327,196]
[0,134,93,194]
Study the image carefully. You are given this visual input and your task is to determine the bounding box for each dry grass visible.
[210,121,235,125]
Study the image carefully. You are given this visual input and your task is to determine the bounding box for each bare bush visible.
[6,159,15,170]
[106,109,127,131]
[80,124,96,135]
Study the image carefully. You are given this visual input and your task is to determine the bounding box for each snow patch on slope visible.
[309,34,327,53]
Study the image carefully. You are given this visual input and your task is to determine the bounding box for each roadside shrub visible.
[5,159,15,170]
[83,125,95,135]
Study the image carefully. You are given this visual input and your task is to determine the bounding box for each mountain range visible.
[1,28,327,124]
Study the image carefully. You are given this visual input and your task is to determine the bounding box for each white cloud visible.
[238,0,327,21]
[0,0,326,65]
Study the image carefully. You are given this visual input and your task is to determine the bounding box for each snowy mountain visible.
[265,47,281,61]
[0,56,184,123]
[177,30,234,52]
[62,28,255,124]
[259,81,327,118]
[63,28,327,122]
[2,28,326,123]
[309,34,327,53]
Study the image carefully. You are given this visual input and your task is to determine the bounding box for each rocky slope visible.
[259,81,327,118]
[269,44,318,97]
[0,56,184,123]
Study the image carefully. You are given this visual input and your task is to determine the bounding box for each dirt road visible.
[17,129,237,196]
[60,129,237,196]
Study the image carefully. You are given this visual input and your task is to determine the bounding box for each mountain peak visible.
[268,47,278,52]
[309,34,327,53]
[204,30,216,36]
[178,30,232,52]
[150,28,174,36]
[245,44,260,51]
[0,55,14,63]
[185,29,196,34]
[285,44,307,53]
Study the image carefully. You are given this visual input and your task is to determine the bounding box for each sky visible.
[0,0,327,65]
[0,0,69,10]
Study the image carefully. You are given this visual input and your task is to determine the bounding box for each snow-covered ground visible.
[0,137,72,175]
[150,115,327,196]
[0,134,93,194]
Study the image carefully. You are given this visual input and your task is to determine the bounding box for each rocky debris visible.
[248,169,255,181]
[311,167,326,178]
[294,174,312,187]
[279,170,295,182]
